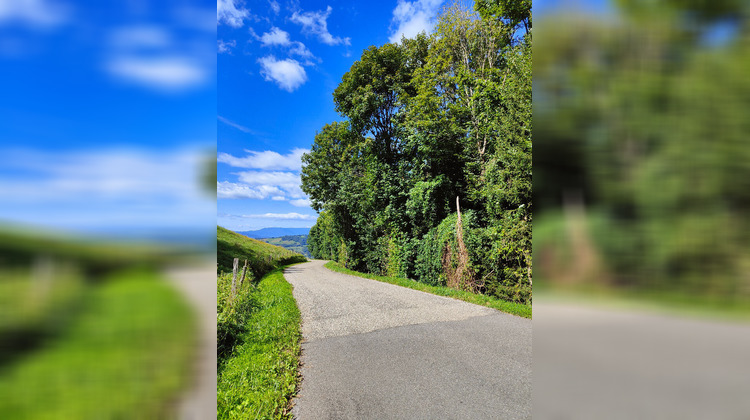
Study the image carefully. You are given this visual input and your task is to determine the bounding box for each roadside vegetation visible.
[216,226,306,419]
[0,230,196,418]
[301,3,532,307]
[325,261,531,319]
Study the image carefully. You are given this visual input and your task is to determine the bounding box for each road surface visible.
[284,260,531,419]
[165,261,217,420]
[534,299,750,419]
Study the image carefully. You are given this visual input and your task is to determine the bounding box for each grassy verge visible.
[217,267,302,420]
[0,268,195,418]
[325,261,532,319]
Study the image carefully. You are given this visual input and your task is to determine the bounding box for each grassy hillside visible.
[217,227,306,276]
[261,235,311,258]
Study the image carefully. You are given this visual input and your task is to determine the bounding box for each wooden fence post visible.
[239,259,248,288]
[231,258,239,298]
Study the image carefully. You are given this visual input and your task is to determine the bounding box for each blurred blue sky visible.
[0,0,216,240]
[217,0,449,232]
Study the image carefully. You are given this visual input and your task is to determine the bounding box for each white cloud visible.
[257,55,307,92]
[241,213,315,220]
[237,171,299,187]
[269,0,280,15]
[291,6,350,46]
[106,56,208,91]
[218,116,252,133]
[289,41,315,59]
[217,0,250,28]
[0,0,70,28]
[289,198,311,207]
[217,181,284,199]
[260,27,291,46]
[218,148,308,171]
[388,0,444,43]
[104,23,214,92]
[218,149,311,205]
[237,171,305,199]
[218,39,236,53]
[258,28,317,62]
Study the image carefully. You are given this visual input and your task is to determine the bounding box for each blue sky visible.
[217,0,450,232]
[0,0,216,240]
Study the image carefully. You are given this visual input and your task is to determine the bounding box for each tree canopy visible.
[302,2,532,304]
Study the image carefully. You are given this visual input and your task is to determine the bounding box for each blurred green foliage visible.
[534,1,750,301]
[0,269,195,418]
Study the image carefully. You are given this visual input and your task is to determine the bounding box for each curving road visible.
[284,260,531,419]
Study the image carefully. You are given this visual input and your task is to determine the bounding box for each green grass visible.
[217,268,302,420]
[216,227,305,419]
[0,268,196,419]
[217,227,306,275]
[325,261,532,319]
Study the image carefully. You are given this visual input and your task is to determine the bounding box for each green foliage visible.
[217,273,259,362]
[217,269,301,420]
[475,0,532,30]
[415,213,460,287]
[302,4,531,305]
[307,211,341,260]
[385,230,408,279]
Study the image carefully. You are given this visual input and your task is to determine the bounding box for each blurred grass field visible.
[0,229,199,419]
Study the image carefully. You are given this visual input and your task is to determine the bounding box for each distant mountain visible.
[236,227,311,239]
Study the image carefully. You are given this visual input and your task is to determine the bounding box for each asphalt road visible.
[284,260,531,419]
[534,300,750,419]
[165,261,217,420]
